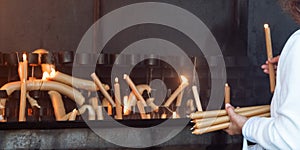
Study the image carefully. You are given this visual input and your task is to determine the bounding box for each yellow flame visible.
[42,72,49,80]
[22,53,27,62]
[50,68,56,77]
[180,75,188,83]
[264,24,269,29]
[42,68,56,80]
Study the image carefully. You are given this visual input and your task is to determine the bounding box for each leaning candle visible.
[91,73,116,107]
[114,77,123,119]
[48,71,110,91]
[19,53,28,122]
[123,74,147,106]
[192,86,202,111]
[264,24,276,93]
[164,76,189,107]
[224,83,230,104]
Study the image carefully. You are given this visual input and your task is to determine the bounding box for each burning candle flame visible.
[22,53,27,62]
[42,68,56,80]
[180,75,188,83]
[264,24,269,29]
[42,72,49,80]
[50,68,56,77]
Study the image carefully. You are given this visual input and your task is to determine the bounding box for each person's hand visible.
[224,104,248,135]
[261,55,280,74]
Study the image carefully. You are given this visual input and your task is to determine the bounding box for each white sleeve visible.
[242,34,300,149]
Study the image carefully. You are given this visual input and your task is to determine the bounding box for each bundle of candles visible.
[188,83,271,135]
[189,104,270,135]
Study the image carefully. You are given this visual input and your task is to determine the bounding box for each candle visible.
[146,98,159,112]
[46,70,109,91]
[172,112,178,119]
[68,109,77,121]
[161,113,167,119]
[224,83,230,104]
[114,77,122,119]
[192,86,202,111]
[192,107,270,129]
[77,105,96,120]
[123,96,130,115]
[102,98,113,116]
[96,106,104,120]
[48,91,66,121]
[0,80,85,106]
[123,74,147,106]
[189,105,269,119]
[137,100,147,119]
[164,76,189,107]
[91,73,116,107]
[19,53,28,122]
[176,90,184,107]
[264,24,276,93]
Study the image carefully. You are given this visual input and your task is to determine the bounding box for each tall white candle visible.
[19,53,28,122]
[192,86,202,111]
[114,77,122,119]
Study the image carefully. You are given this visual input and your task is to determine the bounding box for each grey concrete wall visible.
[0,126,242,149]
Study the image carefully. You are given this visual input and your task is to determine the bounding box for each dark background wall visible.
[0,0,94,52]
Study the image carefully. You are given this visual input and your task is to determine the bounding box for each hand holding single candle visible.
[264,24,276,93]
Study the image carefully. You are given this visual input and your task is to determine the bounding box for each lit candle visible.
[19,53,28,122]
[164,76,189,107]
[192,86,202,111]
[123,74,147,106]
[68,109,77,121]
[47,70,110,91]
[224,83,230,104]
[114,77,123,119]
[264,24,276,93]
[91,73,116,107]
[172,112,178,119]
[123,96,130,115]
[102,98,112,116]
[161,113,167,119]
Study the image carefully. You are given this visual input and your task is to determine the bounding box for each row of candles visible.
[0,49,232,122]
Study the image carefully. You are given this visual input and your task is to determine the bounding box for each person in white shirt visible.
[224,0,300,149]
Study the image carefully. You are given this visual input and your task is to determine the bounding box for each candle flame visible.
[42,72,49,80]
[42,68,56,80]
[225,83,229,87]
[180,75,188,83]
[123,96,129,113]
[22,53,27,62]
[50,68,56,77]
[264,24,269,28]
